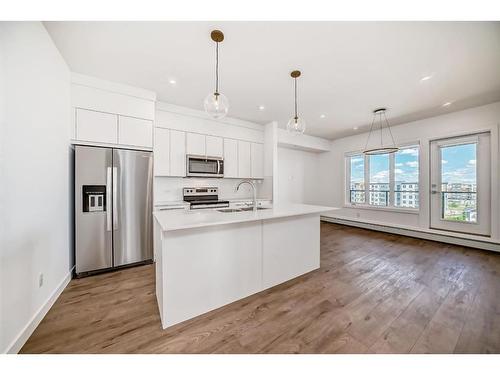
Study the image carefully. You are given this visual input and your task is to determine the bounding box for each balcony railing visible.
[350,190,419,207]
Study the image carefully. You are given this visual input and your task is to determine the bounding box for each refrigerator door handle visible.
[106,167,112,231]
[112,167,118,230]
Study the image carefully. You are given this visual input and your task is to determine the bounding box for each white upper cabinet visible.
[186,132,206,156]
[223,138,238,178]
[238,141,251,178]
[76,108,118,144]
[170,130,186,177]
[206,135,223,158]
[251,143,264,179]
[118,116,153,148]
[154,128,170,176]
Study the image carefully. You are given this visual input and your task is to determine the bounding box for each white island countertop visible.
[153,203,338,232]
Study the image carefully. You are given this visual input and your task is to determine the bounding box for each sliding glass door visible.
[429,133,490,236]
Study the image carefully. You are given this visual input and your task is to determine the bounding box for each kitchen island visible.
[153,203,336,329]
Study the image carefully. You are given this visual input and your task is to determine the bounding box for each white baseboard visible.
[321,216,500,253]
[5,266,74,354]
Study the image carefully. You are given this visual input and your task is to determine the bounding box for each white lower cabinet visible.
[76,108,118,144]
[118,116,153,148]
[251,142,264,179]
[170,130,186,177]
[223,138,238,178]
[238,140,251,178]
[154,128,170,176]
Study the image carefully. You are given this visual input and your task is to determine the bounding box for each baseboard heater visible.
[321,216,500,253]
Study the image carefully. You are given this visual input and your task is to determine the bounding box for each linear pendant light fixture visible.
[286,70,306,134]
[363,108,399,155]
[204,30,229,119]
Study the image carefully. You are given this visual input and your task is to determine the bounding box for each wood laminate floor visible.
[21,223,500,354]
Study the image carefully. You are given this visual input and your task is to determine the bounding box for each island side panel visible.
[154,219,164,321]
[262,213,320,290]
[161,221,263,328]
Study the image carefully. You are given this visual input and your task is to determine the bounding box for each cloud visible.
[371,170,389,183]
[441,160,448,164]
[468,159,476,165]
[405,161,418,168]
[395,163,403,167]
[399,148,418,156]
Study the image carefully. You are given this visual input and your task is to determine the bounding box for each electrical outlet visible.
[39,273,44,288]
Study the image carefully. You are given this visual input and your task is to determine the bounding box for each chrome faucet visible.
[236,180,257,211]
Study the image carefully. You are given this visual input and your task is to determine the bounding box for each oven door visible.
[186,155,224,177]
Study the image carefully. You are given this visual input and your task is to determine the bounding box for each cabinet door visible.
[170,130,186,177]
[118,116,153,148]
[76,108,117,144]
[154,128,170,176]
[238,141,251,178]
[206,135,223,158]
[223,138,238,178]
[251,142,264,179]
[186,132,206,156]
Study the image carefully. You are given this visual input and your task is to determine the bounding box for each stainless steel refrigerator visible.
[75,145,153,276]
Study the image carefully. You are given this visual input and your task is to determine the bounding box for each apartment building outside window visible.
[347,145,419,209]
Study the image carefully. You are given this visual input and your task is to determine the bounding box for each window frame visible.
[345,142,420,213]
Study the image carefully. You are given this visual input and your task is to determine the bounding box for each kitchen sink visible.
[217,207,270,213]
[239,206,270,211]
[217,208,243,213]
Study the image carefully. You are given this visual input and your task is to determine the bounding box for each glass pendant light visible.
[204,30,229,119]
[363,108,399,155]
[286,70,306,134]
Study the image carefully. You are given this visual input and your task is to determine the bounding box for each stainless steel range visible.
[183,187,229,210]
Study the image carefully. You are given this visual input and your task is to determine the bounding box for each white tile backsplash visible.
[154,177,273,203]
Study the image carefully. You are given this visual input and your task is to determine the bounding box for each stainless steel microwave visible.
[186,155,224,178]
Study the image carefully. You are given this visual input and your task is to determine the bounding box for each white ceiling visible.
[44,21,500,139]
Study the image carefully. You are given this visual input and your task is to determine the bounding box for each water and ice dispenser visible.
[82,185,107,213]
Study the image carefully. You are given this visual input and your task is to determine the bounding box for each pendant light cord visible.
[294,77,298,119]
[215,42,219,94]
[379,112,383,147]
[364,113,377,151]
[384,111,397,147]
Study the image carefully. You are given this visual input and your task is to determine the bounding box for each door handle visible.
[106,167,112,231]
[217,160,222,175]
[112,167,118,230]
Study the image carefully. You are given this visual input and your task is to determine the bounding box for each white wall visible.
[0,22,72,353]
[276,146,324,205]
[317,102,500,240]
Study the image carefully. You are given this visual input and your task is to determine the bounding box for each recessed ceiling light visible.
[353,127,359,130]
[420,75,433,82]
[320,114,326,119]
[442,101,453,107]
[258,105,265,111]
[168,79,177,85]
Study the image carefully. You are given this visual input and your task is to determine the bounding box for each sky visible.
[441,143,476,184]
[350,144,477,185]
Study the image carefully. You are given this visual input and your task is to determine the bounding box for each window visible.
[395,146,419,208]
[346,145,419,209]
[349,155,365,204]
[440,143,477,222]
[369,154,390,206]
